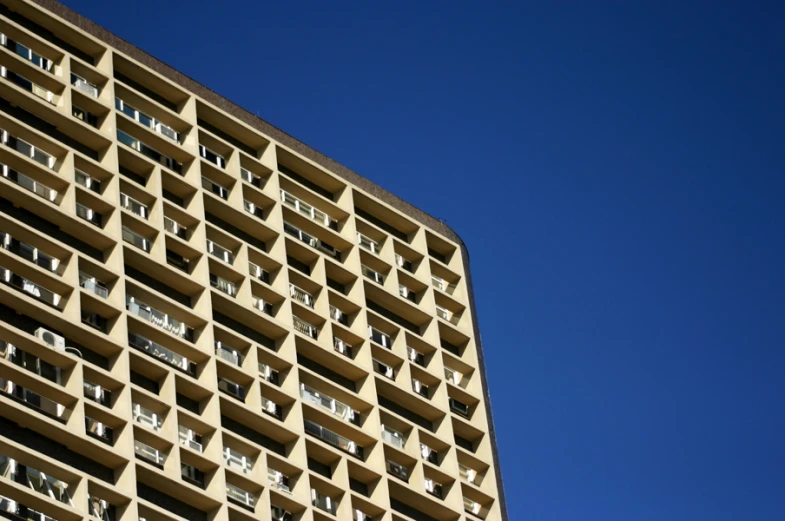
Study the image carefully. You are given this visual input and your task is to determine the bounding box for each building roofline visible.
[19,1,509,517]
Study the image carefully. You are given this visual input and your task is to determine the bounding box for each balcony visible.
[128,331,196,375]
[381,425,405,449]
[357,232,380,254]
[85,416,112,444]
[431,275,457,295]
[223,446,252,475]
[1,66,55,104]
[289,284,313,308]
[201,176,228,199]
[412,379,429,398]
[226,483,255,509]
[0,376,69,421]
[395,253,413,272]
[252,296,273,316]
[134,439,165,467]
[83,380,111,406]
[181,463,204,487]
[0,232,59,272]
[122,226,151,252]
[293,315,318,339]
[206,239,234,264]
[436,305,459,325]
[300,383,359,425]
[329,305,348,325]
[1,129,55,168]
[166,249,189,272]
[280,190,337,230]
[0,454,73,505]
[259,363,280,385]
[449,398,470,418]
[459,463,477,485]
[75,170,101,193]
[132,402,162,432]
[424,478,443,499]
[361,265,384,284]
[311,489,337,516]
[271,506,292,521]
[117,130,181,173]
[407,347,425,366]
[164,216,189,240]
[463,497,481,516]
[199,144,226,169]
[372,359,394,380]
[88,495,116,521]
[444,366,463,386]
[2,163,57,201]
[0,494,60,521]
[218,377,246,402]
[120,192,149,219]
[333,337,352,358]
[243,200,263,219]
[116,98,178,142]
[0,33,54,71]
[368,326,391,349]
[268,469,291,494]
[386,460,410,482]
[304,419,363,458]
[354,509,372,521]
[0,265,61,308]
[71,73,98,98]
[178,425,203,452]
[261,396,281,419]
[215,341,242,366]
[283,222,341,259]
[249,262,270,284]
[0,341,60,384]
[210,273,236,296]
[76,202,102,227]
[399,284,416,302]
[127,295,193,341]
[240,167,264,188]
[420,443,439,465]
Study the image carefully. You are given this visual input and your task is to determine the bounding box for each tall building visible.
[0,1,507,521]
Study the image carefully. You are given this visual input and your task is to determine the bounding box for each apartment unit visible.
[0,2,507,521]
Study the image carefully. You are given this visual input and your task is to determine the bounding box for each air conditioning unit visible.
[155,122,178,142]
[35,328,65,351]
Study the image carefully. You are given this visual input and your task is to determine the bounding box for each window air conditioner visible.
[35,328,65,351]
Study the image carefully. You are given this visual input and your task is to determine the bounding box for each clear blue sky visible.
[63,1,784,519]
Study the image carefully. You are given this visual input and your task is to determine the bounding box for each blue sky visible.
[63,0,785,519]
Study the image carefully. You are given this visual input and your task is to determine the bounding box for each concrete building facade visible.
[0,2,508,521]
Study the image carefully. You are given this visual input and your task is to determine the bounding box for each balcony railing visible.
[300,383,359,425]
[132,402,162,432]
[311,490,337,516]
[75,170,100,193]
[289,284,313,308]
[280,190,337,229]
[128,332,195,375]
[115,98,178,142]
[201,176,228,199]
[1,163,57,201]
[199,145,226,168]
[71,73,98,98]
[164,216,189,240]
[330,305,348,325]
[249,262,270,284]
[0,494,60,521]
[431,275,457,294]
[436,305,459,325]
[218,377,246,402]
[0,342,60,384]
[1,232,59,272]
[120,192,149,219]
[223,446,252,475]
[0,266,61,308]
[226,483,254,508]
[381,426,405,449]
[304,419,363,458]
[0,376,69,421]
[83,380,111,406]
[88,495,115,521]
[0,454,74,505]
[293,316,318,339]
[85,416,113,444]
[268,469,291,494]
[76,203,102,227]
[333,337,352,358]
[361,265,384,284]
[117,130,181,173]
[357,232,380,254]
[241,168,264,188]
[0,33,54,71]
[283,222,341,259]
[178,425,203,453]
[215,341,242,366]
[127,295,193,341]
[1,66,55,104]
[386,460,410,482]
[122,226,151,252]
[134,440,165,467]
[0,129,55,168]
[206,239,234,264]
[210,273,236,296]
[368,326,392,349]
